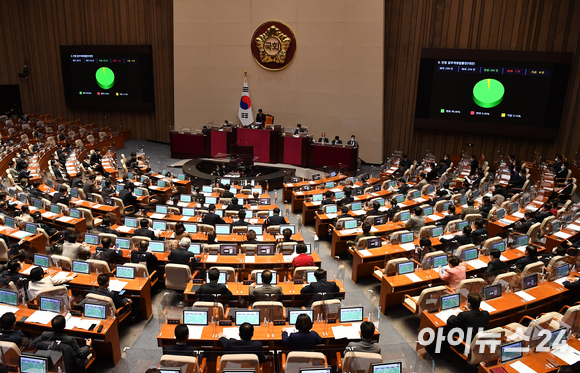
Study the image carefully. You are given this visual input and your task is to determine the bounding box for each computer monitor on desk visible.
[183,309,209,325]
[523,273,539,290]
[0,289,18,306]
[397,261,414,275]
[206,272,227,284]
[440,294,460,311]
[365,237,381,249]
[152,220,167,231]
[235,311,260,326]
[34,254,50,268]
[84,303,107,320]
[483,284,502,301]
[500,341,523,364]
[288,310,314,325]
[220,244,237,255]
[257,244,275,255]
[339,307,363,323]
[371,363,402,373]
[215,224,231,235]
[20,355,48,373]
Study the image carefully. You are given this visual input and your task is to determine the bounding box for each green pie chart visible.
[95,67,115,90]
[473,78,504,108]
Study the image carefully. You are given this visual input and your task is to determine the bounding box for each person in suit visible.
[62,232,90,260]
[202,204,225,226]
[97,216,117,235]
[556,162,570,180]
[163,324,196,356]
[219,323,265,363]
[222,184,234,199]
[101,179,114,198]
[333,206,352,226]
[479,196,492,219]
[119,183,138,209]
[90,148,102,165]
[281,313,322,351]
[507,168,526,191]
[18,205,33,223]
[384,197,401,221]
[29,181,44,200]
[300,268,340,303]
[0,312,27,345]
[265,207,286,226]
[469,154,479,176]
[131,240,159,274]
[471,171,484,189]
[484,248,509,279]
[425,162,439,183]
[219,120,232,130]
[365,201,383,217]
[249,270,283,301]
[514,211,535,234]
[440,226,474,249]
[338,188,354,207]
[17,166,30,183]
[243,230,260,244]
[459,199,479,220]
[168,237,197,267]
[552,155,564,174]
[318,133,329,143]
[196,267,232,301]
[232,210,250,226]
[320,191,334,207]
[293,124,305,136]
[88,274,132,309]
[332,136,342,145]
[515,245,541,272]
[472,219,488,239]
[396,154,411,176]
[31,315,92,363]
[226,197,243,211]
[134,219,156,240]
[52,185,70,205]
[534,202,554,223]
[405,207,425,233]
[255,109,266,125]
[437,205,460,228]
[1,260,24,284]
[552,178,574,203]
[446,293,490,342]
[343,321,381,354]
[292,243,314,269]
[95,236,122,263]
[438,154,451,175]
[347,135,357,147]
[439,255,465,291]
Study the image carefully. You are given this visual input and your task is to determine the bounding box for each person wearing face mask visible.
[438,154,451,175]
[347,135,357,147]
[552,155,564,174]
[556,162,570,180]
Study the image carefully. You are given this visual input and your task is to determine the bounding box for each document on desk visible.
[244,256,255,263]
[108,279,128,292]
[66,317,100,330]
[525,205,538,211]
[186,325,204,340]
[311,201,321,206]
[180,216,191,221]
[567,223,580,231]
[399,243,415,251]
[57,216,75,223]
[509,361,537,373]
[440,234,454,240]
[405,273,422,283]
[11,231,33,239]
[555,277,568,285]
[351,210,366,216]
[499,218,514,225]
[116,226,133,233]
[435,308,461,324]
[554,231,572,239]
[358,249,372,257]
[0,305,19,318]
[150,213,166,219]
[205,255,218,263]
[467,259,487,270]
[515,290,536,302]
[325,213,337,219]
[21,266,38,275]
[427,214,443,221]
[93,204,103,209]
[222,327,241,340]
[370,226,379,233]
[51,271,71,282]
[341,228,360,235]
[41,212,57,218]
[479,301,496,313]
[512,212,525,219]
[515,246,527,253]
[552,344,580,365]
[331,325,360,339]
[27,310,58,325]
[295,192,303,196]
[177,202,189,207]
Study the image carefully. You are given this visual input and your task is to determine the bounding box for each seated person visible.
[18,205,33,223]
[87,274,132,309]
[484,248,508,279]
[292,243,315,268]
[365,201,383,217]
[232,210,250,226]
[28,266,76,300]
[332,136,342,145]
[459,199,479,219]
[62,232,90,260]
[95,236,122,262]
[439,226,473,248]
[436,205,459,227]
[301,268,340,302]
[384,197,400,221]
[249,270,283,301]
[0,312,27,345]
[134,219,156,240]
[343,321,380,354]
[1,259,24,284]
[163,324,196,356]
[226,197,243,211]
[196,267,232,301]
[515,245,541,272]
[173,222,190,241]
[202,204,226,226]
[348,222,375,247]
[31,315,92,365]
[218,322,265,363]
[406,207,425,233]
[479,196,492,219]
[282,313,321,351]
[281,228,295,243]
[321,191,334,207]
[514,211,536,234]
[446,293,490,342]
[333,205,351,226]
[244,230,260,244]
[168,237,197,266]
[97,216,117,234]
[438,255,465,291]
[51,185,70,205]
[130,240,159,275]
[265,208,287,226]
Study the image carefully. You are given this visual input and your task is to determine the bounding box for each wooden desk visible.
[183,280,346,306]
[416,280,568,356]
[282,175,346,203]
[0,224,47,253]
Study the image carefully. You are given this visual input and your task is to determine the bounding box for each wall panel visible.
[0,0,173,144]
[384,0,580,165]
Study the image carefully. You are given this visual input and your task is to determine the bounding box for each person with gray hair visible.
[167,237,197,266]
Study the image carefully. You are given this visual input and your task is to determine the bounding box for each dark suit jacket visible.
[222,191,234,199]
[0,329,26,345]
[163,344,196,357]
[226,204,243,211]
[447,309,490,341]
[470,159,479,175]
[515,256,541,271]
[134,228,156,240]
[131,250,158,274]
[266,215,286,226]
[440,234,473,246]
[282,330,322,351]
[232,220,250,226]
[51,192,70,205]
[119,189,138,208]
[95,247,121,262]
[318,137,329,143]
[168,248,197,265]
[347,139,357,147]
[515,219,534,234]
[196,282,232,301]
[508,174,525,189]
[300,279,341,303]
[332,140,342,145]
[480,205,492,219]
[89,287,128,308]
[256,113,266,124]
[556,168,569,179]
[202,212,225,226]
[101,187,114,198]
[219,337,265,363]
[484,259,509,276]
[31,331,90,358]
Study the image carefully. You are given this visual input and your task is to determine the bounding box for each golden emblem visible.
[255,25,292,64]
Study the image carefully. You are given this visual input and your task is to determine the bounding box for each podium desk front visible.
[310,144,358,170]
[170,131,209,158]
[282,135,309,166]
[236,127,279,163]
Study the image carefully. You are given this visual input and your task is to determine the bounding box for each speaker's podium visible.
[230,143,256,170]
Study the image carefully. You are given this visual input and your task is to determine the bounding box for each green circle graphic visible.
[96,67,115,90]
[473,78,504,108]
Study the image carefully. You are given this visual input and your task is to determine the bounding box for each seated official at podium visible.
[332,136,342,145]
[347,135,357,147]
[318,133,329,143]
[255,109,266,127]
[294,124,305,135]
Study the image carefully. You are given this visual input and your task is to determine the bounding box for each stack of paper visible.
[554,231,572,239]
[57,216,75,223]
[51,271,71,282]
[93,204,103,209]
[399,243,416,251]
[180,216,191,221]
[467,259,488,269]
[555,277,568,285]
[358,249,372,257]
[331,325,360,339]
[150,213,165,219]
[435,308,461,323]
[370,226,379,233]
[405,273,422,283]
[41,212,57,218]
[479,301,496,313]
[0,305,19,317]
[12,231,33,239]
[512,212,525,219]
[222,327,241,340]
[177,202,189,207]
[116,226,132,233]
[509,361,537,373]
[567,224,580,231]
[108,279,128,292]
[427,215,444,221]
[244,256,255,263]
[499,218,514,225]
[440,234,454,240]
[205,255,218,263]
[515,291,536,302]
[27,310,59,325]
[326,213,337,219]
[186,325,204,339]
[552,345,580,365]
[341,228,360,235]
[66,317,100,330]
[21,266,38,275]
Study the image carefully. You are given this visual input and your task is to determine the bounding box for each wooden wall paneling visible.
[383,0,580,167]
[0,0,174,145]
